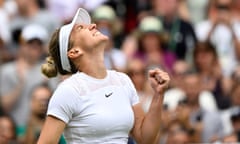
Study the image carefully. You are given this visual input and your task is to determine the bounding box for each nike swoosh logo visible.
[105,92,113,98]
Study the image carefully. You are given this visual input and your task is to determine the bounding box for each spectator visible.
[24,83,52,144]
[24,83,66,144]
[0,115,18,144]
[163,60,190,111]
[165,120,192,144]
[126,57,152,113]
[10,0,60,49]
[0,24,58,140]
[222,71,240,134]
[182,73,223,142]
[135,16,175,73]
[195,0,240,78]
[150,0,197,62]
[164,59,217,112]
[170,60,190,88]
[193,42,231,110]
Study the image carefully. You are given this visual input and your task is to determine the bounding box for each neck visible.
[77,49,107,79]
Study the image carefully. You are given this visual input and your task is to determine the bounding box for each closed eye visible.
[78,25,83,30]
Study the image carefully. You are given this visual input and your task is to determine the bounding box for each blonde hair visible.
[41,29,77,78]
[41,56,58,78]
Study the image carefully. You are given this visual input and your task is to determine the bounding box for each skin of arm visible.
[37,116,66,144]
[131,68,170,144]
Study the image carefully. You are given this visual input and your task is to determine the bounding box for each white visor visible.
[59,8,91,72]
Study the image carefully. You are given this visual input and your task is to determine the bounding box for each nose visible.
[88,23,97,30]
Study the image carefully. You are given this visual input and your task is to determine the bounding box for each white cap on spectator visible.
[59,8,91,72]
[139,16,163,33]
[21,24,48,43]
[92,5,116,22]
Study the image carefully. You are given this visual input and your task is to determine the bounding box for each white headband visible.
[59,8,91,72]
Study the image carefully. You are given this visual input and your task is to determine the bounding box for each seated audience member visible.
[0,115,18,144]
[0,24,59,140]
[150,0,197,61]
[182,73,223,142]
[195,0,240,79]
[193,42,231,110]
[135,16,175,73]
[25,83,66,144]
[166,121,192,144]
[25,83,52,144]
[163,60,189,111]
[220,68,240,137]
[126,57,153,113]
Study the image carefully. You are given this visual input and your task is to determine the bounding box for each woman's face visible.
[128,59,146,91]
[141,33,161,53]
[0,117,15,143]
[70,24,109,52]
[183,75,201,103]
[31,87,51,118]
[195,51,215,71]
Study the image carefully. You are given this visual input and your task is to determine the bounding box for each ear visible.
[67,47,83,59]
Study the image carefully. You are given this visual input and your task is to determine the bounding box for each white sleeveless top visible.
[47,70,139,144]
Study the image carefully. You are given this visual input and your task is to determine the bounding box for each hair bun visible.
[41,56,58,78]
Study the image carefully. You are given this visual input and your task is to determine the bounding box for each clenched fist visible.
[148,68,170,94]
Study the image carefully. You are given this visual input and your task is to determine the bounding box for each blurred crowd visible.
[0,0,240,143]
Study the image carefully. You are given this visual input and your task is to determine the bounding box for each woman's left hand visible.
[148,68,170,94]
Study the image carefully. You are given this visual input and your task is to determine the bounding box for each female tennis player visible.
[37,8,170,144]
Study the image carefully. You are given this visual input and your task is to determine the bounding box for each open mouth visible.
[93,31,101,36]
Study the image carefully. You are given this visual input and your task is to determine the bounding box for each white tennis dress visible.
[47,70,139,144]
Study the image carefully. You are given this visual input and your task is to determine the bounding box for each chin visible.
[100,33,109,41]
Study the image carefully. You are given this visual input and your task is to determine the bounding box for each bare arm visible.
[131,69,170,144]
[37,116,66,144]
